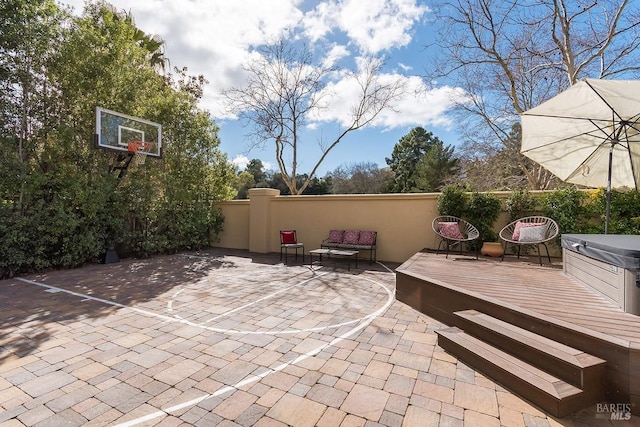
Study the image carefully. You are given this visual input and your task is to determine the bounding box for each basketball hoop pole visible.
[103,142,150,261]
[109,153,135,179]
[94,107,162,263]
[107,141,152,179]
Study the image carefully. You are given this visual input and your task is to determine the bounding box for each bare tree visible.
[429,0,640,190]
[223,39,404,195]
[460,123,559,190]
[328,162,392,194]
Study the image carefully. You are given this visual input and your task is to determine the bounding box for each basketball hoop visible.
[127,141,153,166]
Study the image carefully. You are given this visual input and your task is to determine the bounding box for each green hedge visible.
[0,168,225,278]
[439,185,640,249]
[506,187,640,235]
[437,185,502,247]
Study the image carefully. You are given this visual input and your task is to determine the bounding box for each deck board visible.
[396,250,640,345]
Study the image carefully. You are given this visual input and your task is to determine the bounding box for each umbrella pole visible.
[605,142,614,234]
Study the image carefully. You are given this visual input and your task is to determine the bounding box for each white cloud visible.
[373,80,468,129]
[231,155,273,171]
[301,2,338,42]
[231,155,251,169]
[303,0,430,54]
[309,73,468,130]
[61,0,460,137]
[322,44,350,68]
[142,1,303,118]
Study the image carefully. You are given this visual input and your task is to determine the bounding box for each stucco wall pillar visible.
[248,188,280,253]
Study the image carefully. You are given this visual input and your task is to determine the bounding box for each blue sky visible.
[62,0,464,176]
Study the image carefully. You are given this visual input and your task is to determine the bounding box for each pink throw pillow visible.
[328,229,344,243]
[343,230,360,244]
[358,231,377,245]
[512,221,544,241]
[439,222,464,240]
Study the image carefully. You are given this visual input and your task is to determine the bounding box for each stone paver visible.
[0,249,633,426]
[454,381,500,417]
[212,389,257,420]
[340,383,390,421]
[402,405,439,427]
[267,393,326,427]
[19,371,76,398]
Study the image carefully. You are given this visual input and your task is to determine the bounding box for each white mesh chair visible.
[499,216,559,265]
[432,216,480,259]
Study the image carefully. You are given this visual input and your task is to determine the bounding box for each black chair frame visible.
[280,230,304,264]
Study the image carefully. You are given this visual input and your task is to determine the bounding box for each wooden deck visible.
[396,250,640,416]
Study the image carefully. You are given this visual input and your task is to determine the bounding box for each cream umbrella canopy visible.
[520,79,640,233]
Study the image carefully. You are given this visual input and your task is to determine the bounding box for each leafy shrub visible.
[585,188,640,234]
[466,192,502,243]
[437,185,468,217]
[601,189,640,234]
[505,188,539,221]
[0,204,31,278]
[540,187,586,236]
[116,197,224,258]
[437,186,501,248]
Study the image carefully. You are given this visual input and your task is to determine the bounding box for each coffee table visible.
[309,248,359,271]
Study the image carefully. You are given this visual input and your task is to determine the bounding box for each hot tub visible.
[562,234,640,315]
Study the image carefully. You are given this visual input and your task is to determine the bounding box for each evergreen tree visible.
[385,127,458,193]
[246,159,268,186]
[414,140,460,192]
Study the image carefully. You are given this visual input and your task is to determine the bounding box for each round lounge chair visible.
[499,216,559,265]
[432,216,480,259]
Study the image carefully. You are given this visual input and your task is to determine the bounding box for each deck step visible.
[436,327,588,417]
[453,309,606,390]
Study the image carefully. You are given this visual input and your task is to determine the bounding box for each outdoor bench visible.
[321,229,377,263]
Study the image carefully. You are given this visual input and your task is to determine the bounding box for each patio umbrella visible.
[520,78,640,233]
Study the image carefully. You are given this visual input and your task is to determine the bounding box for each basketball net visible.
[127,141,153,167]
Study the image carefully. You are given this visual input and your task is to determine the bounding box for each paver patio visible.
[0,249,630,426]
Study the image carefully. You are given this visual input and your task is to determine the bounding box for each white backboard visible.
[95,107,162,158]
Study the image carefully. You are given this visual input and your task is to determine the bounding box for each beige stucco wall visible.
[213,189,520,264]
[214,199,250,249]
[268,192,441,263]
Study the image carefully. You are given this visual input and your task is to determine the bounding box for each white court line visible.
[114,273,395,427]
[17,271,375,337]
[203,272,329,324]
[17,264,396,426]
[167,268,390,335]
[17,272,331,335]
[17,278,182,324]
[376,260,396,274]
[169,254,315,314]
